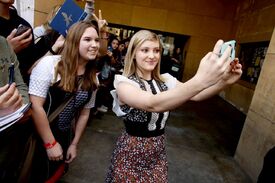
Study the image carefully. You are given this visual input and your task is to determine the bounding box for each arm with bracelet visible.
[29,56,64,162]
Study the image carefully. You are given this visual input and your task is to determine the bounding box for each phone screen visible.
[108,46,113,52]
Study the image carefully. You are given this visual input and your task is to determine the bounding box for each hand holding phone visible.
[15,24,30,37]
[220,40,236,60]
[108,46,113,52]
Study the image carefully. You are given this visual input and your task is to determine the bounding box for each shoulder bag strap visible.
[48,94,74,123]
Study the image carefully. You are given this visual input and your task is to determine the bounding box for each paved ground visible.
[60,96,252,183]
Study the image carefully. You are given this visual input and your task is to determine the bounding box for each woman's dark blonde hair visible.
[56,21,98,92]
[123,30,163,82]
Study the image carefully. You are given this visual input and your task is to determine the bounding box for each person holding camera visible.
[0,0,35,82]
[0,35,31,183]
[0,36,29,115]
[105,30,242,182]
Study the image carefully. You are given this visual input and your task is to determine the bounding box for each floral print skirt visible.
[105,131,168,183]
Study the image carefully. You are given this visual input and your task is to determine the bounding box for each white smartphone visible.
[220,40,236,59]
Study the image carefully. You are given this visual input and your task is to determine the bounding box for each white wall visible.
[14,0,34,27]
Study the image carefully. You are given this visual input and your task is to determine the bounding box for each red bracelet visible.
[44,140,57,149]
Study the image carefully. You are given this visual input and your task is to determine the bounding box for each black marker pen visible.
[8,63,14,85]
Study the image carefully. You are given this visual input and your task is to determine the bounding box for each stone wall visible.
[235,26,275,182]
[233,0,275,181]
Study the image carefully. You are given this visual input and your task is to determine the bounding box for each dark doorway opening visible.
[107,23,190,80]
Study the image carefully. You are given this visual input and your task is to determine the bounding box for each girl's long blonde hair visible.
[123,30,163,82]
[56,21,98,92]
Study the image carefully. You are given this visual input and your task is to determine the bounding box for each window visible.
[239,41,269,85]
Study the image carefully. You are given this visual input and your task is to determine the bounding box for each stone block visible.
[199,17,232,38]
[235,110,273,181]
[165,12,202,36]
[131,6,167,30]
[267,27,275,54]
